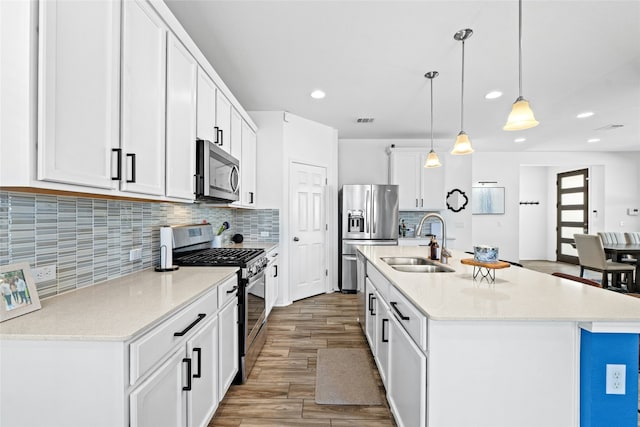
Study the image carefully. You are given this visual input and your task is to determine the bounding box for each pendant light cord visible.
[460,40,465,132]
[518,0,523,97]
[430,77,434,150]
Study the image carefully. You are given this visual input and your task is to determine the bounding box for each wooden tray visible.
[460,258,510,282]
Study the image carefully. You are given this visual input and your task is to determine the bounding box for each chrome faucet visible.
[415,213,451,262]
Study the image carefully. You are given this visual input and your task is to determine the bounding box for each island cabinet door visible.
[374,291,390,388]
[387,314,427,427]
[364,278,378,352]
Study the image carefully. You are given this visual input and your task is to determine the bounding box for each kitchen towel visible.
[315,348,382,405]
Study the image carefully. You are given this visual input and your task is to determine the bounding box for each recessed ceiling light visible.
[310,90,326,99]
[485,91,503,99]
[587,138,600,143]
[576,111,594,119]
[514,137,526,143]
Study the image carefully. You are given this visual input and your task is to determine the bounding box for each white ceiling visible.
[165,0,640,152]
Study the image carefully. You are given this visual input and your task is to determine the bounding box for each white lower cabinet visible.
[265,246,279,317]
[186,315,219,427]
[218,291,239,398]
[361,261,426,427]
[388,312,427,427]
[130,347,187,427]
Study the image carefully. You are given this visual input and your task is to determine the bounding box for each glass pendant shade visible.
[424,149,442,168]
[451,131,474,155]
[503,96,539,130]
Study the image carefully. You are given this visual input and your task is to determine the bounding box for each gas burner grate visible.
[174,248,264,266]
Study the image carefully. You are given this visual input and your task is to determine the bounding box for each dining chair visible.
[551,272,601,288]
[573,234,635,289]
[598,231,637,267]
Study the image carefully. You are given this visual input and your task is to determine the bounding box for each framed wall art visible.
[472,187,505,215]
[0,262,41,322]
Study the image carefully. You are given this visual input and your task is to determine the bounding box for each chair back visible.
[574,234,608,269]
[597,232,625,244]
[625,232,640,244]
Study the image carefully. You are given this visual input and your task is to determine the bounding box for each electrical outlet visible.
[260,231,269,237]
[606,364,626,395]
[129,248,142,262]
[32,265,56,283]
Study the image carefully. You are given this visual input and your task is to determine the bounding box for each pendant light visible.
[503,0,539,131]
[424,71,442,168]
[451,28,474,155]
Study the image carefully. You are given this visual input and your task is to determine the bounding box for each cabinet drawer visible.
[218,274,239,308]
[366,262,390,302]
[130,287,218,385]
[388,286,427,352]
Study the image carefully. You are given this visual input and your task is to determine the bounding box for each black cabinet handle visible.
[226,285,238,294]
[218,128,223,146]
[182,358,192,391]
[371,296,376,316]
[193,348,202,379]
[368,293,374,313]
[390,302,410,321]
[174,313,206,336]
[111,148,122,180]
[126,153,136,183]
[249,192,254,204]
[382,318,389,342]
[274,265,278,278]
[214,126,220,145]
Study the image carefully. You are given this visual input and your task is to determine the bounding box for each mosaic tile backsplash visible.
[0,191,279,298]
[398,211,442,238]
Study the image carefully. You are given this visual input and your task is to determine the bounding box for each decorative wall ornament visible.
[446,188,469,212]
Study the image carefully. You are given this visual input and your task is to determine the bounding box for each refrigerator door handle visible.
[365,189,370,234]
[372,188,376,234]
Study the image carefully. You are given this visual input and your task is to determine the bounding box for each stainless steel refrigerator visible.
[339,184,399,294]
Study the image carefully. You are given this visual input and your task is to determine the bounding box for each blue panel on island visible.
[580,330,639,427]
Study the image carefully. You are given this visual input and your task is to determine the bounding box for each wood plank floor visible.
[208,292,396,427]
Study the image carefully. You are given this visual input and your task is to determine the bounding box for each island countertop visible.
[0,266,238,341]
[357,245,640,324]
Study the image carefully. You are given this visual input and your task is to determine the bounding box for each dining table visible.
[603,243,640,292]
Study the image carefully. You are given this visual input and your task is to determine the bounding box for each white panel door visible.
[240,121,257,207]
[290,162,327,301]
[120,0,166,196]
[196,69,216,142]
[165,34,197,200]
[420,153,445,210]
[37,0,120,189]
[374,291,390,387]
[186,316,218,427]
[230,107,242,161]
[130,348,186,427]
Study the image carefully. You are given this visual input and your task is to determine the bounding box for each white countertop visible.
[0,266,238,341]
[358,245,640,323]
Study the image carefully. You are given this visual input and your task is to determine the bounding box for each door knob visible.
[293,237,299,242]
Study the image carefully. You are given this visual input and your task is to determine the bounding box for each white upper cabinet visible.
[120,0,167,196]
[215,91,232,154]
[37,0,120,189]
[196,68,216,143]
[165,33,197,201]
[390,150,445,210]
[230,107,242,161]
[239,121,257,207]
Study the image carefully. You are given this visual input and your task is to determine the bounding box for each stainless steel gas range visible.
[171,224,268,384]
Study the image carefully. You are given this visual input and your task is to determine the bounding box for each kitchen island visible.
[357,245,640,427]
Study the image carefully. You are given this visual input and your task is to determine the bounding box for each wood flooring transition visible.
[208,292,397,427]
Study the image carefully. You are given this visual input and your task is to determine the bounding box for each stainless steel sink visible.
[381,257,455,273]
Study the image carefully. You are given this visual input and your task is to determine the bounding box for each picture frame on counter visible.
[472,187,505,215]
[0,262,41,322]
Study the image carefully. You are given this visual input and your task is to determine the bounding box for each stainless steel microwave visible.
[195,139,240,203]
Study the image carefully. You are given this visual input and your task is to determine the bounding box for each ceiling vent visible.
[595,124,624,131]
[356,118,375,123]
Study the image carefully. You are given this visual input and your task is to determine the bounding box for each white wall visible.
[338,140,640,263]
[474,151,640,262]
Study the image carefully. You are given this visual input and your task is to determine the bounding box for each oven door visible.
[244,270,266,347]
